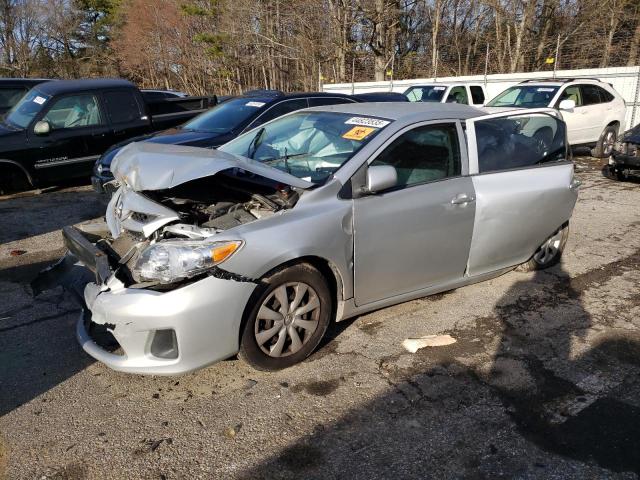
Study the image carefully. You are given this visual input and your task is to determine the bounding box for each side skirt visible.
[336,266,514,322]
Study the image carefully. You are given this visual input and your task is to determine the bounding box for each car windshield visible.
[182,97,270,133]
[220,111,390,184]
[486,85,559,108]
[4,89,50,129]
[404,85,448,102]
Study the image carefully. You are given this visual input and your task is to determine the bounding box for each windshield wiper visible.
[247,127,265,159]
[262,151,309,174]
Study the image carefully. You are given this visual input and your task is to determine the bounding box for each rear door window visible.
[581,85,603,106]
[469,86,485,104]
[42,94,104,130]
[103,90,144,124]
[370,123,461,188]
[475,113,567,173]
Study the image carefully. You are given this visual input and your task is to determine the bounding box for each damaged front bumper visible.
[36,226,258,375]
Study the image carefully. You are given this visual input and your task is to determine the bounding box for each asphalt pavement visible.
[0,159,639,479]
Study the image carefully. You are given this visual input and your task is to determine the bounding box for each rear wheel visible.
[239,263,332,371]
[592,125,618,158]
[518,224,569,271]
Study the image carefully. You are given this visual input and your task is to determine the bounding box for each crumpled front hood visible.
[111,142,314,191]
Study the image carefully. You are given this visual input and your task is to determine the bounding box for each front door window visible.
[42,94,104,130]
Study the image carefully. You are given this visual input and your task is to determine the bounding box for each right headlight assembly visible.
[133,240,243,284]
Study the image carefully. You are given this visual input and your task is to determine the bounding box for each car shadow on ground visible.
[239,265,640,479]
[0,261,93,417]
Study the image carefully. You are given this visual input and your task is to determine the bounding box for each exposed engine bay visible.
[100,171,301,287]
[144,173,299,236]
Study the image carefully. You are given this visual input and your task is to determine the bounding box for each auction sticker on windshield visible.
[342,126,376,141]
[246,101,265,108]
[345,117,390,128]
[33,96,47,105]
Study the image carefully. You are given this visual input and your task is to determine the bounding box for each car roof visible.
[0,78,51,86]
[517,78,605,86]
[34,78,136,95]
[280,91,352,100]
[226,91,353,106]
[306,101,485,121]
[353,92,409,102]
[406,83,482,87]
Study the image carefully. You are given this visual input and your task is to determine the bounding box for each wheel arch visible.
[258,255,345,313]
[237,255,346,349]
[606,120,620,132]
[0,159,34,186]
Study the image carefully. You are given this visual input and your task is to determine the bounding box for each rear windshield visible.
[182,97,270,133]
[404,86,448,102]
[486,86,559,108]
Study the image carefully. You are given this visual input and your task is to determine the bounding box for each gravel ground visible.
[0,159,639,480]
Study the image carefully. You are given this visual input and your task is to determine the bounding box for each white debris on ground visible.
[402,334,457,353]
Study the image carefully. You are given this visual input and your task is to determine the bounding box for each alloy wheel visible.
[603,130,616,156]
[533,229,564,265]
[254,282,320,357]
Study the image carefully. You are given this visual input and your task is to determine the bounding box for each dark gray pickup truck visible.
[0,78,214,192]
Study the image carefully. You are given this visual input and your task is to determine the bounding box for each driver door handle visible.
[451,193,476,205]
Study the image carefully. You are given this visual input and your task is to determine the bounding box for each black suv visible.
[92,91,358,192]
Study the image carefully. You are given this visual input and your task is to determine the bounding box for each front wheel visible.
[518,224,569,272]
[239,263,332,371]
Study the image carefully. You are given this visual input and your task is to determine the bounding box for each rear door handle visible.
[569,179,582,190]
[451,193,476,205]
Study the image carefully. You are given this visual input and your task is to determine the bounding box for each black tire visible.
[591,125,618,158]
[518,224,570,272]
[615,168,627,181]
[239,263,332,371]
[0,167,30,195]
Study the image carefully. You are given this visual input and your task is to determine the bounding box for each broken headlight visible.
[133,240,242,284]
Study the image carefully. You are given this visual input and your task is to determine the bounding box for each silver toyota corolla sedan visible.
[35,102,580,375]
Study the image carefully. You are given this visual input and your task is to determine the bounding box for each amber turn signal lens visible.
[211,242,241,263]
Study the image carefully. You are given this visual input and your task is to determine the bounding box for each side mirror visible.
[33,120,51,135]
[558,99,575,112]
[366,165,397,194]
